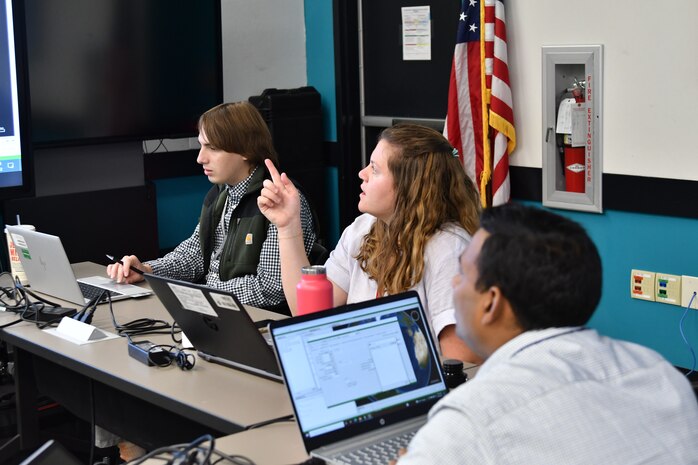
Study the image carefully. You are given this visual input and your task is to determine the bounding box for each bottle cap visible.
[442,358,464,372]
[301,265,327,275]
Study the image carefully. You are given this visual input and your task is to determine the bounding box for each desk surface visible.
[0,262,294,434]
[142,422,308,465]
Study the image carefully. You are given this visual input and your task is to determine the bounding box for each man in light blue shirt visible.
[398,204,698,464]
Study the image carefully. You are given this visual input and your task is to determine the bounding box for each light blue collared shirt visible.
[399,327,698,464]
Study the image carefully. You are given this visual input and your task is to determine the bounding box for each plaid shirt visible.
[147,167,316,307]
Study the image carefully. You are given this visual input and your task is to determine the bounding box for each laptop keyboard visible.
[78,281,117,301]
[333,430,416,465]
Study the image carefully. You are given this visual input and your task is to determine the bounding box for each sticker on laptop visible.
[210,293,241,311]
[10,233,28,249]
[167,282,218,317]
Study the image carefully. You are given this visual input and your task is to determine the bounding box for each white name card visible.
[56,317,108,343]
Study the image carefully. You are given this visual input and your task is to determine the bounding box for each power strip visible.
[36,307,77,322]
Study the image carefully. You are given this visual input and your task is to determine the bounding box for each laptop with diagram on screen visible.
[6,225,153,305]
[269,290,449,465]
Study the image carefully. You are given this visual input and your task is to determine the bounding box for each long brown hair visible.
[198,101,279,167]
[356,123,480,295]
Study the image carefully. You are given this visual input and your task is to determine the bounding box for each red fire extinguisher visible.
[563,80,585,193]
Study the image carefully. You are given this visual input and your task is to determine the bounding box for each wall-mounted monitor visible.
[23,0,223,147]
[0,0,33,199]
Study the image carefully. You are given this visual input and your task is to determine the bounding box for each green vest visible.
[199,168,269,281]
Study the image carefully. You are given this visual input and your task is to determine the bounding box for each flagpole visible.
[486,126,494,207]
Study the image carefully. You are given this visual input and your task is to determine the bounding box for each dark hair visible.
[198,101,279,167]
[477,203,602,330]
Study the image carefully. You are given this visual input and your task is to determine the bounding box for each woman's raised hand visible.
[258,159,302,232]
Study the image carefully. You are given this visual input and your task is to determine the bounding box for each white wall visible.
[221,0,307,102]
[150,0,310,154]
[507,0,698,181]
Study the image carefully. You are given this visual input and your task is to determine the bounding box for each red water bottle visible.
[296,265,333,315]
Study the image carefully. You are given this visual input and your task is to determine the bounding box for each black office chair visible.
[261,241,330,316]
[308,241,329,266]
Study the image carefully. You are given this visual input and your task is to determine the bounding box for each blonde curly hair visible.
[355,123,480,295]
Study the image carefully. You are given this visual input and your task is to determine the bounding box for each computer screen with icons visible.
[0,0,33,199]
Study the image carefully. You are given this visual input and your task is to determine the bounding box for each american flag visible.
[445,0,516,207]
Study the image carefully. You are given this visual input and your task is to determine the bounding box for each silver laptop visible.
[144,273,282,381]
[6,226,153,305]
[269,291,448,465]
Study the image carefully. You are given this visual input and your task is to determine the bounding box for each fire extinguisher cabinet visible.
[542,45,603,213]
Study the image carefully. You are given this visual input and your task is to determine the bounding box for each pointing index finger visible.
[265,159,282,185]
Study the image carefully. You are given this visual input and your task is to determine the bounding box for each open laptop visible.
[269,291,449,465]
[6,226,153,305]
[144,273,282,381]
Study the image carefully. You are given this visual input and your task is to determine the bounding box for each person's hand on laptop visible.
[106,255,151,284]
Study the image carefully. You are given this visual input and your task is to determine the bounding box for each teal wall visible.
[304,0,337,143]
[524,202,698,370]
[153,176,211,251]
[305,0,340,246]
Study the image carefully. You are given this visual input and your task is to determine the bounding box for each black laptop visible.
[144,273,281,381]
[269,291,448,464]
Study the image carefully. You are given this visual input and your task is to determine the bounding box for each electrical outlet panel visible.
[630,269,655,301]
[680,275,698,309]
[655,273,681,305]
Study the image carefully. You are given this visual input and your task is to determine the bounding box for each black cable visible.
[106,292,174,339]
[243,414,295,431]
[145,344,196,370]
[170,321,182,344]
[186,435,214,464]
[108,308,172,340]
[16,293,58,327]
[13,279,63,308]
[0,274,63,324]
[0,318,22,329]
[122,431,259,463]
[82,291,105,324]
[6,278,76,329]
[73,290,106,324]
[36,314,69,330]
[128,434,259,465]
[172,348,196,371]
[0,273,25,310]
[147,139,169,154]
[210,449,257,465]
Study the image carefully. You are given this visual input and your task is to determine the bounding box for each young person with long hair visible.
[107,101,317,310]
[103,101,318,461]
[258,123,481,362]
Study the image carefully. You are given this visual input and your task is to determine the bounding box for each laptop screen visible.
[270,291,448,451]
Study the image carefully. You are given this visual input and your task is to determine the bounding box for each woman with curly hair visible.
[258,123,481,362]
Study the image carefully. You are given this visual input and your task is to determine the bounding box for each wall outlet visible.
[680,275,698,309]
[655,273,681,305]
[630,269,655,301]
